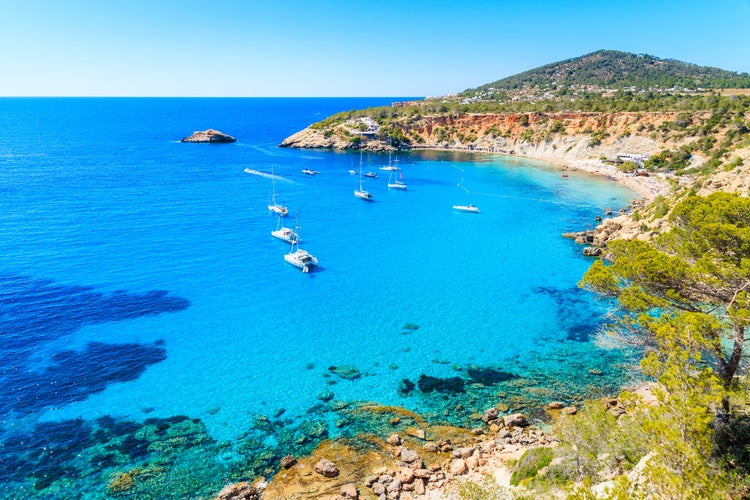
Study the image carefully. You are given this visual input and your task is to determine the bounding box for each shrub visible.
[509,447,554,485]
[459,476,511,499]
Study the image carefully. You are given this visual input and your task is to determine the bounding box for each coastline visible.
[406,145,670,202]
[554,158,669,202]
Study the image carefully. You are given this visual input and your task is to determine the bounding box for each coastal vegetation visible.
[273,50,750,498]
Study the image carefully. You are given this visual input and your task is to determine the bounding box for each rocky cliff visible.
[280,111,688,164]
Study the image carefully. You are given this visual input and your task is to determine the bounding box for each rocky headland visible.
[181,129,237,143]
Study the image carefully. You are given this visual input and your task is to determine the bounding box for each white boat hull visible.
[284,249,318,272]
[453,205,480,213]
[271,228,299,243]
[269,204,288,216]
[354,190,373,200]
[388,182,408,190]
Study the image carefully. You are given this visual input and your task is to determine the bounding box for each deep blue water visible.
[0,98,636,498]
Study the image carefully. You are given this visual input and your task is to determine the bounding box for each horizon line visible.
[0,95,427,99]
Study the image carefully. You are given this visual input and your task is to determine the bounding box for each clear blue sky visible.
[2,0,749,97]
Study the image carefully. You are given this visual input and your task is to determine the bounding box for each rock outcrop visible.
[181,129,236,143]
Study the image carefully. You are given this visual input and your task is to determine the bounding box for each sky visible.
[1,0,749,97]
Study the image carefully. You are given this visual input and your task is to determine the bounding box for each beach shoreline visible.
[406,145,670,202]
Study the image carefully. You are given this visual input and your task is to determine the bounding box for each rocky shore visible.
[181,129,237,143]
[214,406,567,500]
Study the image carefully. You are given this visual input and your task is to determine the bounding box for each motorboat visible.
[302,168,320,175]
[452,204,480,213]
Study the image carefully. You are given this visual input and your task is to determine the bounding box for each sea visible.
[0,98,638,498]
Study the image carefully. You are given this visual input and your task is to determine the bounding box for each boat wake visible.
[244,168,289,182]
[457,177,471,195]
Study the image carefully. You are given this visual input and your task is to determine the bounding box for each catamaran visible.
[271,213,299,243]
[283,213,317,272]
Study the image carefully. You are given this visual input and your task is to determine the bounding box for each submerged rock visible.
[328,365,362,380]
[181,129,236,143]
[398,378,416,395]
[417,374,465,394]
[467,365,515,385]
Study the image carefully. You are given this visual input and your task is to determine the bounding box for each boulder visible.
[181,129,236,143]
[405,427,426,440]
[414,478,426,495]
[396,467,415,484]
[340,483,358,498]
[215,482,260,500]
[503,413,529,427]
[547,401,565,410]
[422,442,439,452]
[449,458,468,475]
[563,406,578,415]
[386,433,401,446]
[482,407,499,422]
[400,448,420,464]
[280,454,297,469]
[313,458,339,477]
[583,247,603,257]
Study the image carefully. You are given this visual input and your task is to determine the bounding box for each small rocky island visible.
[181,129,236,143]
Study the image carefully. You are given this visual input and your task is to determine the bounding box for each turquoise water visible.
[0,98,636,498]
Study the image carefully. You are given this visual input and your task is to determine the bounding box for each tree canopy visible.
[581,192,750,408]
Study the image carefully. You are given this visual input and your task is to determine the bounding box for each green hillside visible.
[463,50,750,97]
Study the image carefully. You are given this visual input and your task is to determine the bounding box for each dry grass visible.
[718,88,750,96]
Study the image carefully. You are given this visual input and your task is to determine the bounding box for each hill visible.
[463,50,750,99]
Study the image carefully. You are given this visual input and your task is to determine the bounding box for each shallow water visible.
[0,98,637,498]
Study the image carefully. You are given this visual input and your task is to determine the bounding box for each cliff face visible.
[280,111,687,161]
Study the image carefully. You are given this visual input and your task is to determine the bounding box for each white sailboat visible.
[271,213,299,243]
[387,169,408,190]
[380,139,400,171]
[283,212,317,273]
[268,167,288,216]
[354,152,373,201]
